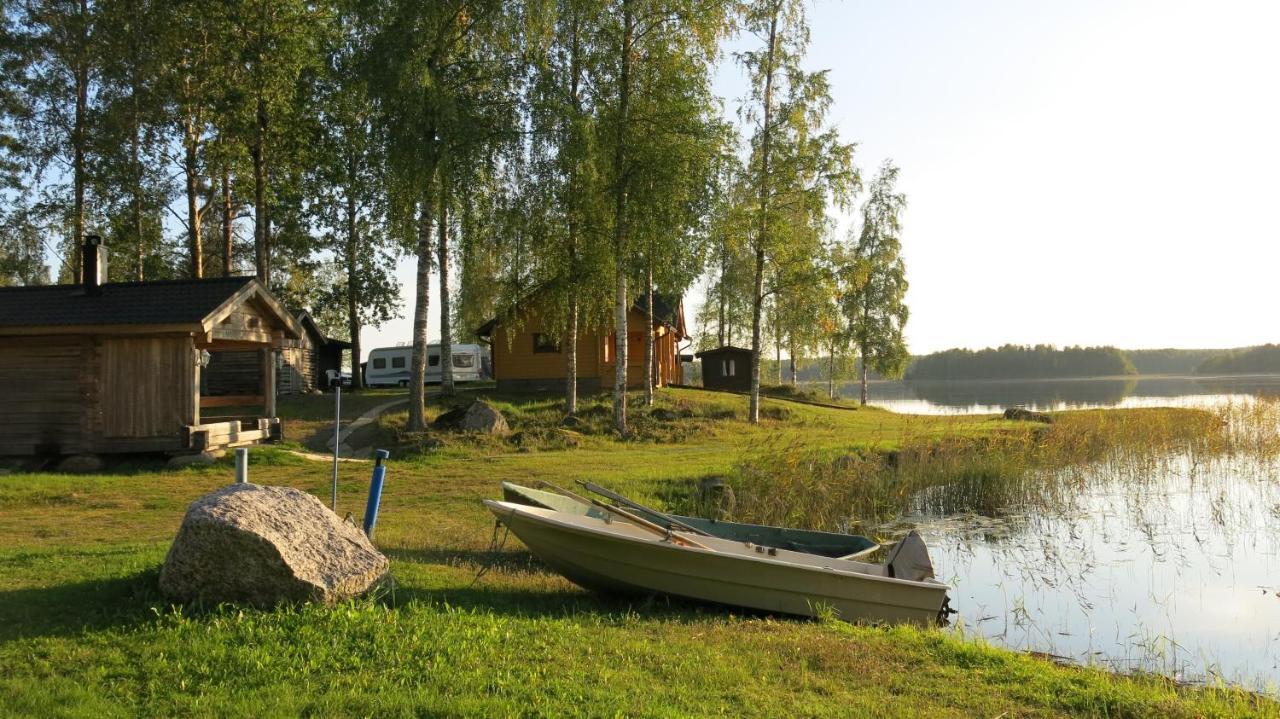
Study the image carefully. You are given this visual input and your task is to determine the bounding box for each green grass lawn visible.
[0,388,1273,717]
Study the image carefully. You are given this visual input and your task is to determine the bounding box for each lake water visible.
[843,374,1280,415]
[905,454,1280,693]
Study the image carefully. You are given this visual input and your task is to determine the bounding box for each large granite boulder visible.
[461,401,510,434]
[159,484,388,607]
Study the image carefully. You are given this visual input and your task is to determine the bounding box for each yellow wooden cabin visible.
[0,240,302,457]
[476,295,689,393]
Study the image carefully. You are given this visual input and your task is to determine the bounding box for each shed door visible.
[100,337,196,437]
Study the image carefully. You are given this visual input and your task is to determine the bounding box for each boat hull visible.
[485,500,948,626]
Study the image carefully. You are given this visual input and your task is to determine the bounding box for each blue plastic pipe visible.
[362,449,390,539]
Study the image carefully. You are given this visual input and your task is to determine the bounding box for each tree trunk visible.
[828,343,835,399]
[774,317,782,386]
[644,258,654,406]
[408,189,434,431]
[222,166,233,275]
[565,295,578,415]
[611,0,634,435]
[790,351,797,386]
[438,172,454,399]
[252,97,269,284]
[748,9,778,424]
[860,354,869,405]
[717,238,726,347]
[749,247,764,421]
[184,121,204,278]
[72,0,89,282]
[130,106,143,281]
[860,306,870,405]
[345,152,362,390]
[564,10,581,417]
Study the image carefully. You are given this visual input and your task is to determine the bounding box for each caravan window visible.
[429,355,440,367]
[533,333,560,353]
[722,359,736,377]
[453,354,474,368]
[373,358,387,369]
[391,356,405,369]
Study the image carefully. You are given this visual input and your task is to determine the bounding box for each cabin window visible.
[453,354,474,368]
[533,333,561,354]
[428,355,440,367]
[372,358,387,369]
[722,359,736,377]
[391,356,406,369]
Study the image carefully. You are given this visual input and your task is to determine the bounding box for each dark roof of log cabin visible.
[293,310,352,349]
[475,293,688,340]
[0,276,299,339]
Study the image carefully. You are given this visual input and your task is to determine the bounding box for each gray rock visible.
[461,401,509,434]
[560,414,581,429]
[56,454,103,474]
[166,450,225,469]
[649,408,678,421]
[432,405,467,429]
[1003,407,1054,424]
[697,476,736,519]
[159,484,389,607]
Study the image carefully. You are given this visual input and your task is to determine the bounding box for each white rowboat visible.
[484,499,950,625]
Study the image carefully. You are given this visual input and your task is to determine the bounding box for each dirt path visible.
[325,397,410,451]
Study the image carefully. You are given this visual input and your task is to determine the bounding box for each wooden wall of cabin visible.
[0,336,94,455]
[205,346,313,396]
[204,351,260,395]
[98,336,197,440]
[491,316,602,381]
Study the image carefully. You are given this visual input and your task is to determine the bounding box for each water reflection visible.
[841,375,1280,414]
[895,456,1280,692]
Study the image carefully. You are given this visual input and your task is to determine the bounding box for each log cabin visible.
[0,237,302,457]
[476,294,689,393]
[204,310,351,396]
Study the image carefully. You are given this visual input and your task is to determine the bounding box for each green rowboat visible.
[501,481,879,560]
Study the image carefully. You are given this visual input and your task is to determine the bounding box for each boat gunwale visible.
[500,481,880,558]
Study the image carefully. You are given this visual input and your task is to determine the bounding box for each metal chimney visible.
[82,235,106,295]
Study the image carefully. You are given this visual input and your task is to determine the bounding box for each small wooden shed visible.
[695,346,754,392]
[0,263,302,457]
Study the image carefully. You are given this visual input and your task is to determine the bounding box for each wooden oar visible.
[535,481,712,551]
[576,480,713,537]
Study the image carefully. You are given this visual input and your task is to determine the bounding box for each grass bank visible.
[0,388,1274,717]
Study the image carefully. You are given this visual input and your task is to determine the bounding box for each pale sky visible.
[362,0,1280,358]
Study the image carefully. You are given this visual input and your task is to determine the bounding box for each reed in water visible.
[719,401,1280,533]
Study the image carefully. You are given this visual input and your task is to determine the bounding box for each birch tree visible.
[738,0,857,423]
[841,160,909,404]
[595,0,730,432]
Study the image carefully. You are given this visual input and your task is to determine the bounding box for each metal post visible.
[362,449,390,540]
[331,385,342,510]
[235,448,248,484]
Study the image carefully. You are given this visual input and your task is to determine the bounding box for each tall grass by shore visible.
[721,401,1280,534]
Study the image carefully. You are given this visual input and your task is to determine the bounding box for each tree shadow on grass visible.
[0,568,165,642]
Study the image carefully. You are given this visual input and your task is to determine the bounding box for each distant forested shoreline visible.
[767,345,1278,384]
[904,345,1136,380]
[1195,344,1280,375]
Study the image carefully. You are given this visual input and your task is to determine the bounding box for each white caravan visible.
[364,344,487,387]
